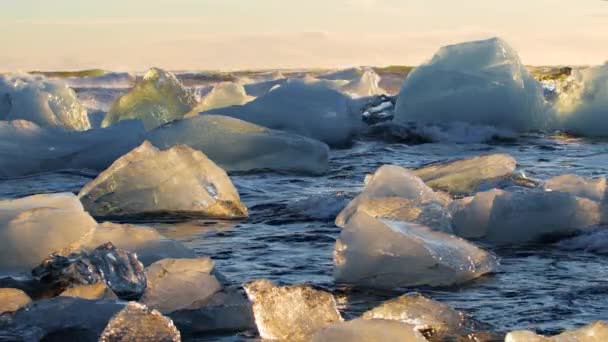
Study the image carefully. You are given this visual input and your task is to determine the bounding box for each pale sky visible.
[1,0,607,71]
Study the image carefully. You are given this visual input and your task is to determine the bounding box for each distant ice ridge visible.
[63,72,136,89]
[0,74,90,131]
[394,37,549,132]
[205,80,363,147]
[190,82,255,114]
[555,65,608,136]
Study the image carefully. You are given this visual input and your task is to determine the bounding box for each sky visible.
[1,0,607,71]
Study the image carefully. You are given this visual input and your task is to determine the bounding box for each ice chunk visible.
[0,74,90,131]
[506,321,608,342]
[334,213,497,289]
[361,95,395,125]
[102,68,198,130]
[362,293,469,340]
[394,38,549,132]
[32,242,147,300]
[62,72,136,89]
[557,65,608,137]
[142,258,222,314]
[0,193,97,273]
[60,283,118,300]
[243,279,343,340]
[341,68,386,98]
[449,189,506,239]
[545,174,606,202]
[190,82,255,114]
[207,80,362,147]
[413,154,517,196]
[336,165,452,233]
[312,319,426,342]
[0,288,31,314]
[78,141,247,218]
[244,77,287,97]
[100,302,181,342]
[77,222,195,266]
[485,190,600,244]
[146,115,329,174]
[4,297,124,340]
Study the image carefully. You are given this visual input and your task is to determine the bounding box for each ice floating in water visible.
[62,72,136,89]
[146,115,329,174]
[142,258,222,314]
[0,193,98,273]
[102,68,198,130]
[506,321,608,342]
[0,288,31,314]
[243,279,343,341]
[413,154,517,196]
[312,319,426,342]
[557,65,608,137]
[0,119,145,178]
[394,37,548,132]
[100,302,181,342]
[341,68,386,98]
[78,141,247,219]
[452,189,601,244]
[190,82,255,114]
[336,165,452,233]
[0,74,90,131]
[76,222,195,266]
[545,174,607,202]
[334,213,498,289]
[207,80,362,147]
[362,293,470,340]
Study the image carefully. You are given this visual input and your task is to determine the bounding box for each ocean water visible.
[2,134,608,340]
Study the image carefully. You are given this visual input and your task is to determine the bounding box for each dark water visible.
[1,135,608,339]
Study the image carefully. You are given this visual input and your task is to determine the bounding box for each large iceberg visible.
[336,165,452,232]
[334,213,498,289]
[243,279,343,340]
[0,193,98,273]
[206,80,362,147]
[394,38,549,132]
[0,74,90,131]
[312,319,426,342]
[102,68,198,130]
[557,65,608,137]
[413,154,517,196]
[145,115,329,174]
[78,141,248,219]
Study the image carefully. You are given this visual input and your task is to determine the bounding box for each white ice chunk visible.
[78,141,247,218]
[545,174,607,202]
[362,293,468,340]
[413,154,517,196]
[341,68,386,98]
[102,68,198,130]
[506,321,608,342]
[449,189,506,239]
[145,115,329,175]
[334,213,498,289]
[485,190,600,244]
[394,37,549,132]
[243,279,343,341]
[0,193,98,273]
[312,319,426,342]
[141,258,222,314]
[336,165,452,233]
[207,80,362,146]
[190,82,255,114]
[0,74,90,131]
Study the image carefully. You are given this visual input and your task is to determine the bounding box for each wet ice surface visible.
[2,135,608,340]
